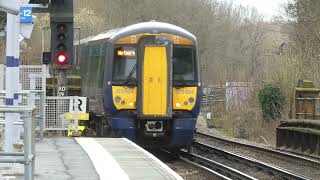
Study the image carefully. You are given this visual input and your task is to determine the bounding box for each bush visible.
[258,83,285,121]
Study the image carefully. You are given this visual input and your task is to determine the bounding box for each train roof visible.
[78,21,197,45]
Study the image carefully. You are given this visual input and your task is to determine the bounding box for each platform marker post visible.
[4,13,20,152]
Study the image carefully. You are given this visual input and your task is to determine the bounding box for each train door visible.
[137,36,172,118]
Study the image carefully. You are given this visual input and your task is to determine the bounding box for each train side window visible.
[89,44,101,87]
[80,46,90,89]
[80,46,89,75]
[97,43,106,87]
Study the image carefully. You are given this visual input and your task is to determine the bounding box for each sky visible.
[232,0,288,20]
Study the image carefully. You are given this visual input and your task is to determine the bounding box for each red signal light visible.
[56,53,68,64]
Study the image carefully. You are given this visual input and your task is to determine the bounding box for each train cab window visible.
[113,46,137,84]
[97,43,106,87]
[173,46,196,84]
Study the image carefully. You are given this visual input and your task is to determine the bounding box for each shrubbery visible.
[258,83,285,121]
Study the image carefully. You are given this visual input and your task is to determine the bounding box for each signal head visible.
[57,43,67,51]
[56,52,68,64]
[50,1,74,68]
[57,23,66,33]
[57,34,66,42]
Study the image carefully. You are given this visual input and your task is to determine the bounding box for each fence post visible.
[41,65,48,138]
[74,96,79,133]
[24,109,35,180]
[39,92,44,140]
[0,64,4,93]
[0,107,36,180]
[24,110,31,180]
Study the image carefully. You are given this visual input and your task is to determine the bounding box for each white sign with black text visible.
[58,86,66,96]
[69,97,87,113]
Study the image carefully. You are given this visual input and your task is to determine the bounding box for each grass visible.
[206,105,280,146]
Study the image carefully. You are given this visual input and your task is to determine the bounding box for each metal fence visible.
[0,64,82,179]
[225,82,252,111]
[0,65,48,92]
[0,90,45,138]
[0,64,82,132]
[202,85,225,113]
[0,106,36,180]
[0,65,48,137]
[202,82,254,114]
[45,96,80,131]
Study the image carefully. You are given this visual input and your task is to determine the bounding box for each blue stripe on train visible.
[189,85,202,117]
[104,85,117,114]
[111,117,136,141]
[170,118,197,146]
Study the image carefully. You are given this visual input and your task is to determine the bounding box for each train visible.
[73,21,201,148]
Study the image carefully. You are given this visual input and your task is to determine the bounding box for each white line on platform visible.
[123,138,184,180]
[76,138,129,180]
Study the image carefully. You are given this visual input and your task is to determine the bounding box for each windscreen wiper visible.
[124,64,137,86]
[174,79,197,87]
[174,80,187,87]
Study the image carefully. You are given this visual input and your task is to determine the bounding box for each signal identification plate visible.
[19,7,33,23]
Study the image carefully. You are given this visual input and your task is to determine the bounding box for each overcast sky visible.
[232,0,288,20]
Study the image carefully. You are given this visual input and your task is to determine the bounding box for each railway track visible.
[157,149,232,180]
[195,131,320,169]
[179,149,257,180]
[187,141,311,180]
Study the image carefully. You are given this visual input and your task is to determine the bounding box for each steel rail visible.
[179,149,257,180]
[159,149,232,179]
[192,141,311,180]
[195,131,320,169]
[180,158,234,180]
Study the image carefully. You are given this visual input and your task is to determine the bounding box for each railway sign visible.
[50,0,74,68]
[19,7,33,23]
[58,86,66,96]
[69,97,87,113]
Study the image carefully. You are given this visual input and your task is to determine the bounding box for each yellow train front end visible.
[79,22,201,148]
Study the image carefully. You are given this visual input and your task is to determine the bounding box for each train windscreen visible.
[113,45,196,85]
[173,46,196,84]
[113,46,137,83]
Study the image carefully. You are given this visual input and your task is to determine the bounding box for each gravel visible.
[151,150,219,180]
[196,116,320,179]
[166,160,216,180]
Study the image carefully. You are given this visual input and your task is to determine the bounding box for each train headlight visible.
[147,122,155,130]
[115,96,121,103]
[155,121,162,130]
[176,103,181,107]
[188,97,195,103]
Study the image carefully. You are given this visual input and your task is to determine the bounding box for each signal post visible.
[0,0,74,151]
[50,0,74,96]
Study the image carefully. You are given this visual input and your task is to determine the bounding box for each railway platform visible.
[0,137,182,180]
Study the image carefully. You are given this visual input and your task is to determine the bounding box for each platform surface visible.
[1,137,182,180]
[0,137,99,180]
[76,138,182,180]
